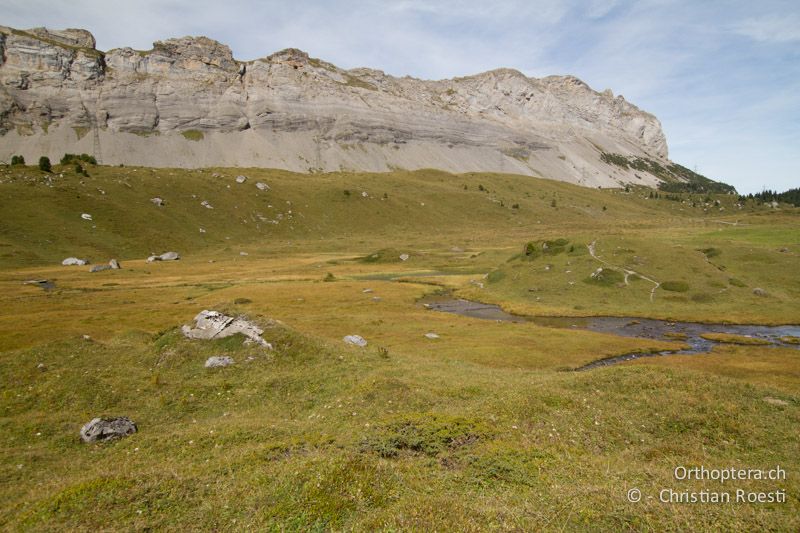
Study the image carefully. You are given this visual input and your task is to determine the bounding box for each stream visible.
[421,297,800,370]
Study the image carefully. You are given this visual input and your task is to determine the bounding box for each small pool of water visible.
[421,297,800,370]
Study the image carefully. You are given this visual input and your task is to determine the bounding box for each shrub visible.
[38,156,51,172]
[662,281,690,292]
[323,272,336,282]
[10,155,25,165]
[61,153,97,165]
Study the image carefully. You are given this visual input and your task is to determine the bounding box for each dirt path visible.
[588,240,661,301]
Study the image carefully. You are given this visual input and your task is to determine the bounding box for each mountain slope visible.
[0,26,691,188]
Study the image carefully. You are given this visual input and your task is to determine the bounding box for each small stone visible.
[150,197,164,206]
[239,251,248,256]
[235,175,247,183]
[81,213,92,220]
[256,182,270,191]
[362,288,373,293]
[399,253,410,261]
[343,335,367,347]
[205,356,235,368]
[37,363,47,372]
[752,287,768,297]
[80,417,137,443]
[201,200,214,209]
[424,332,440,339]
[89,264,112,273]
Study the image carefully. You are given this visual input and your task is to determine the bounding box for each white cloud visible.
[732,14,800,43]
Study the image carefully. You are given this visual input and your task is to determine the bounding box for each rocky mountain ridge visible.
[1,25,690,188]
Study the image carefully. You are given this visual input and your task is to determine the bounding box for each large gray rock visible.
[62,257,88,266]
[182,310,272,348]
[205,355,234,368]
[343,334,367,347]
[80,417,137,443]
[0,25,689,190]
[147,251,180,262]
[89,264,111,272]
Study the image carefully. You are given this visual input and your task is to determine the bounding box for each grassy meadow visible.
[0,163,798,530]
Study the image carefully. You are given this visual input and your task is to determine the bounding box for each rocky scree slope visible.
[1,25,696,188]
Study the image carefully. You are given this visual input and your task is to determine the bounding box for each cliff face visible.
[0,26,672,187]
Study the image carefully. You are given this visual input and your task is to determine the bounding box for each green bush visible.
[662,281,690,292]
[38,156,51,172]
[61,153,97,165]
[10,155,25,165]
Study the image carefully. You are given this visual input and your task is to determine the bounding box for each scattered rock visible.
[763,397,789,406]
[80,417,137,443]
[779,247,789,253]
[37,363,47,372]
[361,191,368,198]
[212,173,222,178]
[399,253,410,261]
[182,310,273,348]
[239,251,249,256]
[371,296,382,302]
[205,356,235,368]
[235,175,247,183]
[343,334,367,347]
[362,288,373,293]
[90,259,121,272]
[199,227,206,233]
[256,182,270,191]
[81,213,93,221]
[752,288,768,297]
[201,200,214,209]
[147,251,180,262]
[424,332,440,339]
[150,197,164,206]
[62,257,88,266]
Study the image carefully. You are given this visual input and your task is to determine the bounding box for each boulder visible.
[150,197,164,206]
[80,417,137,443]
[399,253,410,261]
[256,182,270,191]
[62,257,88,266]
[205,356,235,368]
[182,310,273,348]
[235,175,247,183]
[424,332,440,339]
[109,259,121,269]
[81,213,93,220]
[752,288,768,297]
[201,200,214,209]
[148,251,180,262]
[343,334,367,347]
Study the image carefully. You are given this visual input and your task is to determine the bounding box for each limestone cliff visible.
[1,25,679,187]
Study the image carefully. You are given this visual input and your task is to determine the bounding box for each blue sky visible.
[4,0,799,193]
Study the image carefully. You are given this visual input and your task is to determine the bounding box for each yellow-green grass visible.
[699,332,772,345]
[1,165,799,530]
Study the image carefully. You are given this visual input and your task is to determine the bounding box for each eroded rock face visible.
[0,25,674,188]
[80,417,137,443]
[182,310,273,348]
